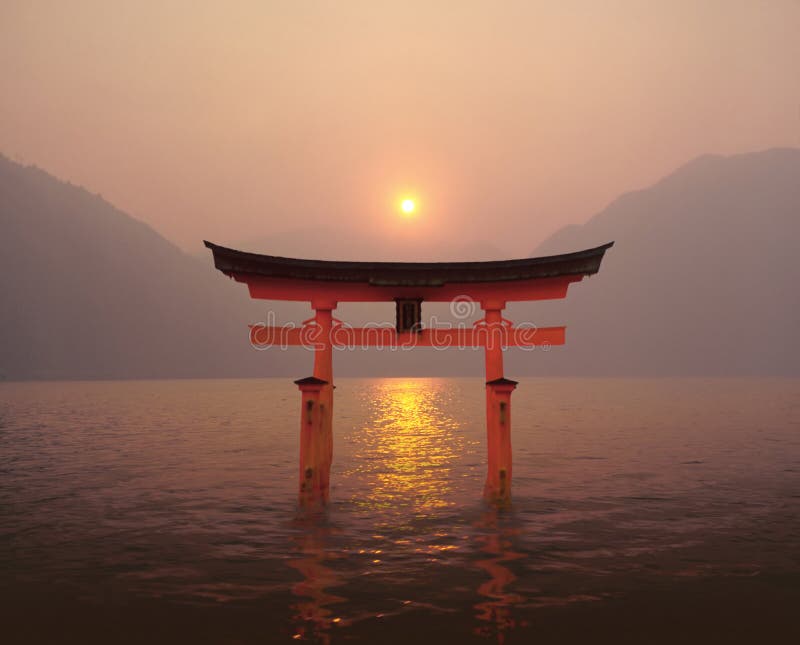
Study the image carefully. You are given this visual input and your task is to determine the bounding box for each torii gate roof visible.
[203,240,614,288]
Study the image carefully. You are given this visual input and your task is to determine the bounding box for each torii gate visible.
[204,240,613,503]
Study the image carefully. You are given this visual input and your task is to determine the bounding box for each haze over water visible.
[2,377,798,643]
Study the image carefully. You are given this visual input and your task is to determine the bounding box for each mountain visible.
[507,148,800,376]
[0,155,303,380]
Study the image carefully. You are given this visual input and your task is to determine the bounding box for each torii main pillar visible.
[295,301,336,504]
[482,302,517,502]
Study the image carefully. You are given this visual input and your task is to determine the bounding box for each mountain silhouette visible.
[508,147,800,376]
[0,154,302,379]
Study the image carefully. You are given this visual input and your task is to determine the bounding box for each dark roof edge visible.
[203,240,614,284]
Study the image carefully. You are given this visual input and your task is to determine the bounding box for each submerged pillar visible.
[484,377,518,501]
[295,376,329,503]
[310,301,336,499]
[481,302,515,501]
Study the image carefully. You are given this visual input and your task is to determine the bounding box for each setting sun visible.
[400,198,416,216]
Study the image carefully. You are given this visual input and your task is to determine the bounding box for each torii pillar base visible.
[295,376,331,505]
[484,377,518,503]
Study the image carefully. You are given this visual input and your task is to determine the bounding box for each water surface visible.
[1,378,799,643]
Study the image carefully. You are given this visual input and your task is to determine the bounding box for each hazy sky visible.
[2,1,799,257]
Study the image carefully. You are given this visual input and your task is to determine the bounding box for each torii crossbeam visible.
[204,240,613,503]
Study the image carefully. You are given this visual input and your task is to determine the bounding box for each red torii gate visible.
[204,240,613,503]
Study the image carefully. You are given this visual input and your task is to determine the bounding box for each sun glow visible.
[399,197,416,217]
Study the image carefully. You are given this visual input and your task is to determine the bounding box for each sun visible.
[399,198,416,217]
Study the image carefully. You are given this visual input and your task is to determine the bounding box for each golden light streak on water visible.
[344,379,468,518]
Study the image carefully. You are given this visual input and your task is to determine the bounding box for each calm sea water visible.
[1,378,799,643]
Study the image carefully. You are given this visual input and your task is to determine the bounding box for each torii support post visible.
[295,376,329,503]
[481,302,517,502]
[298,302,336,504]
[485,378,518,502]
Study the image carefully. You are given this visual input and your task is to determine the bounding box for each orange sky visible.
[1,1,799,257]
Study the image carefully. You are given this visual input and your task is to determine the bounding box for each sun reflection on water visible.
[343,379,468,518]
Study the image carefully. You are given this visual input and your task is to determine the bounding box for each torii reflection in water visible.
[287,513,344,643]
[473,509,529,643]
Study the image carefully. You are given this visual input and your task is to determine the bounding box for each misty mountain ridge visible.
[1,148,798,379]
[519,147,800,376]
[0,154,300,379]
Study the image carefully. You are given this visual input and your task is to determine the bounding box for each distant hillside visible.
[508,148,800,376]
[0,155,302,379]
